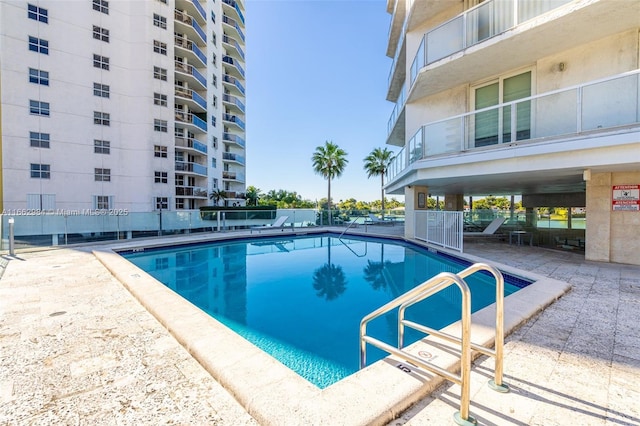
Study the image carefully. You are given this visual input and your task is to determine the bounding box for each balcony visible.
[222,15,245,43]
[222,34,245,61]
[175,85,207,112]
[222,74,245,96]
[222,93,245,114]
[386,82,406,146]
[174,9,207,44]
[223,132,246,148]
[175,136,208,155]
[174,35,206,66]
[222,55,245,78]
[222,0,245,25]
[176,185,208,198]
[176,0,206,23]
[405,0,638,102]
[387,70,640,183]
[175,109,207,132]
[175,60,207,89]
[222,170,246,183]
[175,161,208,176]
[222,113,245,131]
[223,152,245,165]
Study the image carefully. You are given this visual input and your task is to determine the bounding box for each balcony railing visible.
[222,0,245,24]
[186,0,206,22]
[175,60,207,88]
[222,113,245,130]
[222,15,245,42]
[174,85,207,110]
[222,74,245,95]
[222,93,246,113]
[222,34,245,60]
[175,109,207,132]
[223,152,245,165]
[175,161,208,176]
[174,9,207,43]
[408,0,572,86]
[386,69,640,183]
[222,170,246,182]
[176,185,208,197]
[175,136,208,154]
[222,55,245,78]
[223,132,246,148]
[174,35,207,65]
[387,82,406,135]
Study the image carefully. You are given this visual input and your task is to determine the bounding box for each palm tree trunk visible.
[380,174,385,219]
[328,177,332,226]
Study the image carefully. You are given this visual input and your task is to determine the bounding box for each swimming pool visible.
[121,233,530,389]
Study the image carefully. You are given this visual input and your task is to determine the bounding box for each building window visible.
[154,145,168,157]
[212,32,216,46]
[92,0,109,14]
[93,54,109,70]
[92,26,109,42]
[212,178,218,189]
[94,195,112,209]
[212,74,217,87]
[28,36,48,54]
[212,95,217,108]
[153,40,167,55]
[153,14,167,29]
[94,168,111,182]
[28,4,48,23]
[153,66,167,81]
[27,194,56,210]
[154,93,167,106]
[94,111,110,126]
[212,136,218,149]
[211,116,216,127]
[155,197,169,210]
[30,132,50,148]
[93,83,110,98]
[29,100,50,116]
[154,171,168,183]
[212,53,217,67]
[211,11,216,23]
[175,198,184,209]
[154,119,167,132]
[29,68,49,85]
[30,163,50,179]
[94,139,110,154]
[211,158,216,168]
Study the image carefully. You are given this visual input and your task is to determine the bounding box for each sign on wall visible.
[612,185,640,211]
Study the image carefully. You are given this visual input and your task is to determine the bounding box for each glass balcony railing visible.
[222,0,245,24]
[408,0,572,86]
[191,17,207,43]
[175,9,207,43]
[175,110,207,132]
[222,113,245,130]
[192,91,207,110]
[175,161,208,176]
[386,69,640,183]
[175,136,208,154]
[175,60,207,88]
[222,74,245,95]
[174,35,206,65]
[175,186,208,197]
[387,82,406,135]
[222,15,245,42]
[222,93,245,112]
[222,55,245,78]
[189,0,206,22]
[222,170,246,182]
[174,86,207,110]
[222,34,245,60]
[223,152,246,165]
[223,132,246,148]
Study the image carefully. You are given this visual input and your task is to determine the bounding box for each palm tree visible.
[311,141,348,226]
[209,188,226,206]
[245,185,261,206]
[363,147,395,219]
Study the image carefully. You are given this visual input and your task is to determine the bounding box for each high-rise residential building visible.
[383,0,640,265]
[0,0,246,212]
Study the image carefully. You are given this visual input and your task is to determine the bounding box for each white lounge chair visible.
[250,216,290,233]
[463,217,506,237]
[365,213,395,226]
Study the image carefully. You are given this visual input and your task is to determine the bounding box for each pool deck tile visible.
[1,231,640,425]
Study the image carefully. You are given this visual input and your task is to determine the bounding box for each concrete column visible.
[404,185,429,239]
[444,194,465,211]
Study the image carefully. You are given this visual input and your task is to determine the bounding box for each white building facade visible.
[384,0,640,265]
[0,0,246,213]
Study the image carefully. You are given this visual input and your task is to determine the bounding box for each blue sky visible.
[244,0,398,203]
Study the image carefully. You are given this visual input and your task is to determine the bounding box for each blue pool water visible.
[121,233,529,389]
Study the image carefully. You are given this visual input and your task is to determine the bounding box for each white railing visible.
[414,210,463,252]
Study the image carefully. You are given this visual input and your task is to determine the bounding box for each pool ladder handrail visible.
[359,262,509,426]
[338,217,362,239]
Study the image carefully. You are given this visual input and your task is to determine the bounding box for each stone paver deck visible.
[1,234,639,425]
